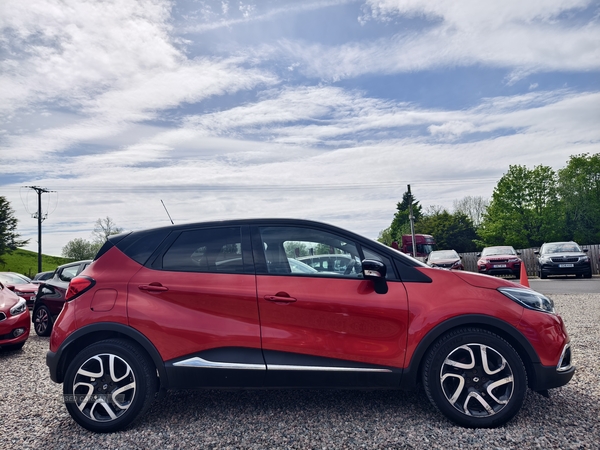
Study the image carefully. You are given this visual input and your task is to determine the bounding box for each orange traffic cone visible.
[520,262,529,288]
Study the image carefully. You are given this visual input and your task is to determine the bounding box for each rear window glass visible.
[162,227,244,273]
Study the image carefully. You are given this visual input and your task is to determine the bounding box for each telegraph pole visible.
[407,184,417,258]
[25,186,53,273]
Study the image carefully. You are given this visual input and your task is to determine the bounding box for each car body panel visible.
[257,274,409,368]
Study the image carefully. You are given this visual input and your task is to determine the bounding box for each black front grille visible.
[550,257,579,263]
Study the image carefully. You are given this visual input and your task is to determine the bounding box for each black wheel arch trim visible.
[46,322,168,389]
[400,314,545,390]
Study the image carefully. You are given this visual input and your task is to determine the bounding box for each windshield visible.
[429,250,458,261]
[0,273,30,285]
[543,243,581,254]
[482,246,516,257]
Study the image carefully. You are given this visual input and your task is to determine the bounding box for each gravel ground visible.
[1,294,599,449]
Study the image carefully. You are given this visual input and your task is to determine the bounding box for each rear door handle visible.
[138,283,168,292]
[264,292,297,303]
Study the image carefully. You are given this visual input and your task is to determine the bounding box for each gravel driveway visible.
[2,294,599,449]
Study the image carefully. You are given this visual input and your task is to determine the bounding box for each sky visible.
[1,0,599,257]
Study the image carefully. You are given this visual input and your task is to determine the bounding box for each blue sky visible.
[1,0,599,256]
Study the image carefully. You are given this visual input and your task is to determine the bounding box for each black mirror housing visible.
[361,259,388,294]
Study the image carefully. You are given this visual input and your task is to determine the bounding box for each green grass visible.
[0,249,74,278]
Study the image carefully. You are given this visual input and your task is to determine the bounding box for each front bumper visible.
[540,262,591,276]
[0,309,30,347]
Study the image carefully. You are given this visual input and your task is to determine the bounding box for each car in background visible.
[535,241,592,279]
[477,246,522,278]
[297,254,355,274]
[46,219,573,432]
[32,271,54,284]
[0,272,39,309]
[32,260,92,336]
[0,279,30,351]
[425,250,464,270]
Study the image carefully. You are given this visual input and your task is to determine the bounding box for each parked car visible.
[535,242,592,279]
[425,250,464,270]
[0,279,30,350]
[47,219,574,432]
[32,260,92,336]
[32,271,54,284]
[0,272,39,309]
[297,254,355,273]
[477,246,522,278]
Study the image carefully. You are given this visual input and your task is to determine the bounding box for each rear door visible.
[253,224,409,387]
[127,225,264,388]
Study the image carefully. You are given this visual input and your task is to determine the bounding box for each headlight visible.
[580,256,589,263]
[538,257,551,264]
[10,298,27,316]
[508,258,520,262]
[498,287,554,314]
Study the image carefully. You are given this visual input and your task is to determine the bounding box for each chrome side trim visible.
[173,357,266,370]
[267,364,392,373]
[556,343,572,372]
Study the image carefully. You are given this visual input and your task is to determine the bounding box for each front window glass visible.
[259,227,361,277]
[482,246,516,257]
[429,250,459,261]
[162,227,244,273]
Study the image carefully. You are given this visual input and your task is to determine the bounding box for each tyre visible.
[539,268,547,279]
[63,338,158,433]
[422,328,527,428]
[584,271,592,279]
[33,305,53,336]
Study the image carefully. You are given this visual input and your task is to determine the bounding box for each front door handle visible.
[264,292,297,303]
[138,282,168,292]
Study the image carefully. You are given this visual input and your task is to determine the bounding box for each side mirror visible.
[534,250,539,255]
[362,259,388,294]
[517,251,521,256]
[583,248,589,253]
[476,253,481,257]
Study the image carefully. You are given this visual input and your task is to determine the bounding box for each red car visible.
[477,246,522,278]
[0,279,30,351]
[47,219,574,432]
[0,272,39,309]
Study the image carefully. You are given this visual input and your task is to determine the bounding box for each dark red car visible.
[0,279,30,351]
[47,219,574,432]
[477,246,522,278]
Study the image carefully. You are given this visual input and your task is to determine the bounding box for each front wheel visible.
[422,328,527,428]
[63,339,157,432]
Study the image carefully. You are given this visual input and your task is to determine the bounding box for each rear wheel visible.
[422,328,527,428]
[33,305,52,336]
[63,338,157,432]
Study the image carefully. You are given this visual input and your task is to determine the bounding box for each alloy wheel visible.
[440,343,514,417]
[72,353,136,422]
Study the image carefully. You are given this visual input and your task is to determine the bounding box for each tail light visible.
[66,276,96,302]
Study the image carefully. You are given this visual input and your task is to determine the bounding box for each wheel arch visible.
[50,323,168,391]
[400,314,540,390]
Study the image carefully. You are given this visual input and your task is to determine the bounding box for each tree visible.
[477,165,562,248]
[62,238,99,260]
[388,190,423,242]
[0,196,29,264]
[453,196,489,229]
[62,217,123,260]
[92,217,124,244]
[558,153,600,243]
[416,210,477,253]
